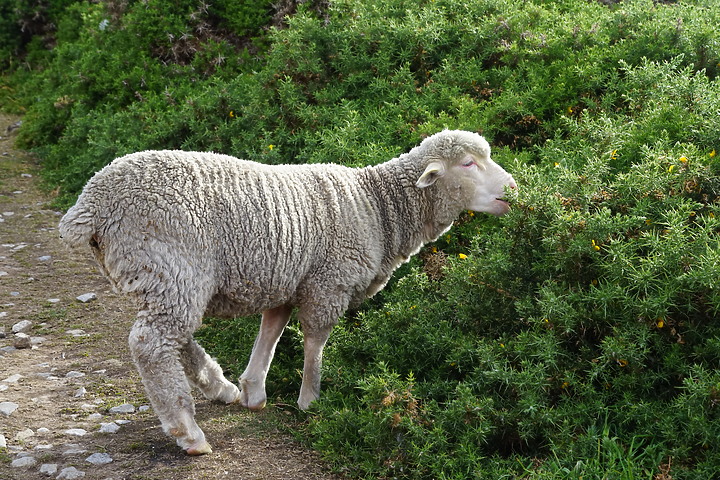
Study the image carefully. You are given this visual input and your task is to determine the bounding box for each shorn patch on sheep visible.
[59,130,517,455]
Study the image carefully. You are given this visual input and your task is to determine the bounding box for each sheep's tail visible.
[58,199,99,249]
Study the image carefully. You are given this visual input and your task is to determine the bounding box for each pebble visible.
[0,401,19,416]
[109,403,135,414]
[76,293,97,303]
[86,452,113,465]
[57,466,86,479]
[38,255,52,261]
[48,298,61,303]
[11,456,37,468]
[40,463,58,476]
[99,422,120,434]
[12,319,32,333]
[36,427,51,435]
[3,373,22,383]
[0,434,6,448]
[14,332,31,349]
[0,325,5,338]
[62,444,88,455]
[15,428,35,441]
[66,371,86,379]
[64,428,88,437]
[74,386,87,397]
[67,329,87,337]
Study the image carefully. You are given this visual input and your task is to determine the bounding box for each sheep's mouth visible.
[495,198,510,206]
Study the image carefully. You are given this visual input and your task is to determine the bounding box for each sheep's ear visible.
[416,162,445,188]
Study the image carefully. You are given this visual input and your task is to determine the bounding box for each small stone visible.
[66,371,86,379]
[76,293,97,303]
[57,466,86,479]
[0,434,6,448]
[74,387,87,397]
[109,403,135,414]
[0,384,7,392]
[11,456,37,468]
[34,443,53,450]
[48,298,61,303]
[11,319,32,333]
[0,325,5,338]
[15,428,34,441]
[62,444,88,455]
[85,452,113,465]
[2,373,22,383]
[21,173,32,178]
[66,329,87,337]
[138,405,151,412]
[99,422,120,434]
[14,332,31,349]
[0,401,19,416]
[115,419,131,425]
[0,271,7,276]
[36,427,50,435]
[38,255,52,261]
[40,463,58,476]
[3,211,15,217]
[87,413,103,421]
[30,336,46,345]
[64,428,87,437]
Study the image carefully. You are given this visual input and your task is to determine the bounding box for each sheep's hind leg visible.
[239,305,292,411]
[129,315,212,456]
[180,339,241,404]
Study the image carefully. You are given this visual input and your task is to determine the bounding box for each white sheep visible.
[58,130,516,455]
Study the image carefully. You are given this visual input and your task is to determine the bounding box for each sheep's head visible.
[415,130,516,217]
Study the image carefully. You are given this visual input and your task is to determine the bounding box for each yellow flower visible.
[710,149,716,158]
[467,210,475,216]
[645,219,652,225]
[228,111,235,118]
[668,165,675,173]
[567,106,573,114]
[617,359,628,367]
[268,144,275,151]
[554,162,560,168]
[679,156,688,163]
[610,149,618,160]
[458,253,468,259]
[500,343,505,348]
[431,246,438,253]
[657,318,665,329]
[591,239,600,251]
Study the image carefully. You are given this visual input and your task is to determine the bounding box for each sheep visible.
[58,129,517,455]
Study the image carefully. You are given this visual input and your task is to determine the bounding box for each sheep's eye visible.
[462,160,475,168]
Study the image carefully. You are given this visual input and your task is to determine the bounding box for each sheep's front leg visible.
[297,322,334,411]
[239,305,292,410]
[180,339,240,404]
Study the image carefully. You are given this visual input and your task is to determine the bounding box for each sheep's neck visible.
[362,158,450,259]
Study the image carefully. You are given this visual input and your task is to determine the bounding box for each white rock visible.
[64,428,87,437]
[38,255,52,261]
[109,403,135,414]
[36,427,51,435]
[98,422,120,434]
[14,332,31,349]
[48,298,61,303]
[74,387,87,397]
[87,413,103,421]
[138,405,151,412]
[34,443,54,450]
[66,371,86,379]
[57,466,86,479]
[0,271,7,276]
[0,401,19,416]
[2,373,22,383]
[11,456,37,468]
[66,329,87,337]
[86,452,113,465]
[0,434,6,448]
[62,444,88,455]
[40,463,58,476]
[3,211,15,217]
[115,419,131,425]
[11,319,32,333]
[76,293,97,303]
[15,428,34,441]
[0,384,7,392]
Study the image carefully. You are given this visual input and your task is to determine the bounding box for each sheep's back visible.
[82,150,382,312]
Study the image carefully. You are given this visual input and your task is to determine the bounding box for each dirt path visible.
[0,113,345,480]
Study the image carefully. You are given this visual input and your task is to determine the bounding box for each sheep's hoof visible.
[185,441,213,456]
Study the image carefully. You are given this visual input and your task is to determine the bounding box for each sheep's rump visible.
[59,151,383,315]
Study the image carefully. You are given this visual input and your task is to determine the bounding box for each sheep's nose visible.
[507,178,518,190]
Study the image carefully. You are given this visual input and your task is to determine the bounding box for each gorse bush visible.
[2,0,720,478]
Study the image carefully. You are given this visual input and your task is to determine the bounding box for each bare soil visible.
[0,113,345,480]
